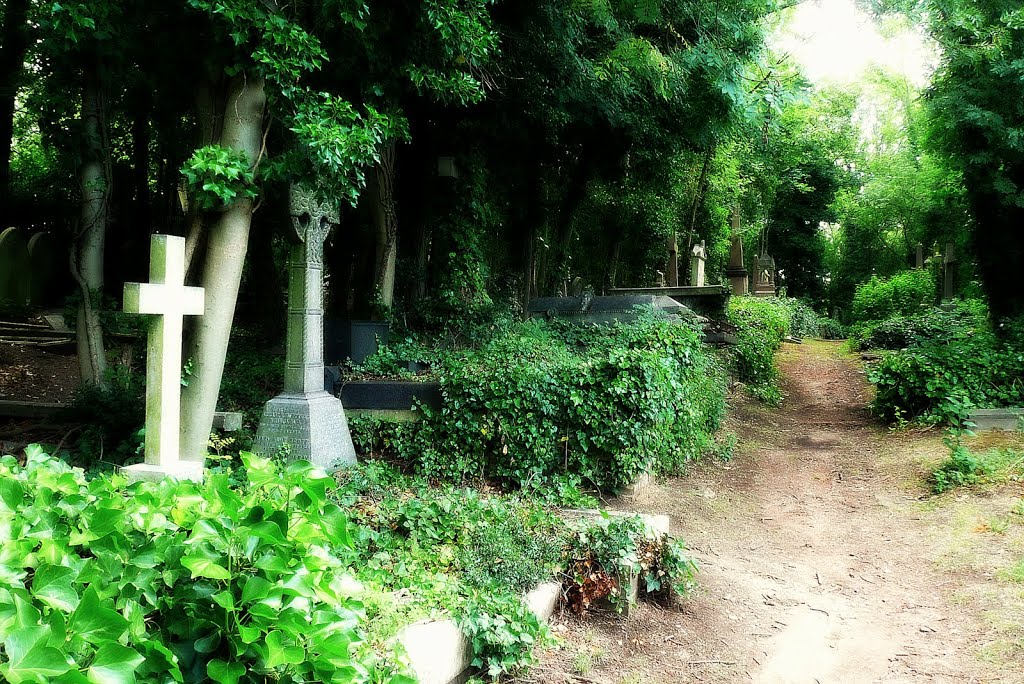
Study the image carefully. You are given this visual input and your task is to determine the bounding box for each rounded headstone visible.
[0,227,32,308]
[27,232,61,306]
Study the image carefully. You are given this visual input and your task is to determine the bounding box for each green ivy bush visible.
[776,298,820,338]
[0,447,414,684]
[726,297,791,404]
[867,304,1024,423]
[354,314,726,492]
[850,270,936,326]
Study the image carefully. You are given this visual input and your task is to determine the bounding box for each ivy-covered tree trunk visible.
[179,75,266,462]
[0,0,30,205]
[372,139,399,313]
[72,60,109,387]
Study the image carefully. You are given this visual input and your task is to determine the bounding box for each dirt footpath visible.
[525,341,1022,684]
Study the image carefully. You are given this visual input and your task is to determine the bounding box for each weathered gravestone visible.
[121,234,205,482]
[915,242,924,270]
[254,184,357,469]
[753,253,777,297]
[527,294,692,325]
[690,240,707,287]
[725,208,749,295]
[0,227,31,307]
[27,232,62,306]
[942,242,956,301]
[665,233,679,287]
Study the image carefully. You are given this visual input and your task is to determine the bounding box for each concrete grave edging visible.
[397,581,562,684]
[969,408,1024,432]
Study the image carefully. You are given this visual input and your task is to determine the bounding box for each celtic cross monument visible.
[254,184,357,468]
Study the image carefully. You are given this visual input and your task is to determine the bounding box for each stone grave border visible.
[400,511,669,684]
[969,408,1024,432]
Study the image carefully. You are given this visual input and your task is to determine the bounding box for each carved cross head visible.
[289,183,339,247]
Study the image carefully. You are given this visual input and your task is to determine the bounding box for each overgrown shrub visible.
[853,298,987,351]
[850,270,936,325]
[390,314,725,491]
[59,365,145,469]
[777,298,820,338]
[0,448,413,684]
[868,308,1024,423]
[726,297,791,404]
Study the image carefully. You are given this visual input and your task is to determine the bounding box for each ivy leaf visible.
[207,660,245,684]
[86,643,145,684]
[68,587,129,645]
[1,625,72,682]
[265,631,305,667]
[181,555,231,581]
[30,564,79,612]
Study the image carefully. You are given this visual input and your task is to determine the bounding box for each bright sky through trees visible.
[772,0,936,87]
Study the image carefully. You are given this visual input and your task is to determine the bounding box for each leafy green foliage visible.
[180,145,258,209]
[851,270,936,325]
[356,315,726,492]
[867,304,1024,423]
[0,448,413,683]
[563,514,698,613]
[60,365,145,469]
[726,297,791,404]
[926,0,1024,317]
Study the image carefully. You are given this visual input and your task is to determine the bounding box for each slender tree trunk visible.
[0,0,30,205]
[72,60,110,387]
[543,145,595,292]
[371,139,398,314]
[685,146,714,254]
[179,75,265,463]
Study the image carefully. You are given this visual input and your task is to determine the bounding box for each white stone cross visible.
[121,234,205,482]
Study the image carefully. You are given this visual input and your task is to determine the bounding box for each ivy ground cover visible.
[0,449,698,683]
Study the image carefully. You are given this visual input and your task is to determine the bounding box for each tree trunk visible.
[72,60,110,387]
[371,139,398,314]
[179,75,265,463]
[685,146,714,254]
[0,0,30,205]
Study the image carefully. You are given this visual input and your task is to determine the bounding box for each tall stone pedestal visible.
[255,392,355,467]
[254,184,356,470]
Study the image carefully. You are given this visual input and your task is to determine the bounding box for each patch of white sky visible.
[769,0,937,89]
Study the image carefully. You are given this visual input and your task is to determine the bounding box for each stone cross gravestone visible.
[0,227,31,307]
[121,234,205,482]
[254,184,357,469]
[690,240,707,287]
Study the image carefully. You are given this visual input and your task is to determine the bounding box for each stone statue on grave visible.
[254,183,357,469]
[753,252,777,297]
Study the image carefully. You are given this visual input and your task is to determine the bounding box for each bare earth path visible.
[526,341,1020,684]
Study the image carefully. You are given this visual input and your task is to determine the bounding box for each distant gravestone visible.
[942,242,956,301]
[0,228,31,307]
[665,233,679,287]
[254,184,357,469]
[121,234,205,482]
[690,240,707,287]
[753,253,777,297]
[915,242,924,269]
[27,232,60,306]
